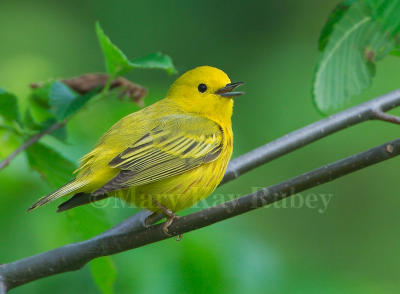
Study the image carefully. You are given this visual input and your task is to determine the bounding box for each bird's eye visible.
[198,83,207,93]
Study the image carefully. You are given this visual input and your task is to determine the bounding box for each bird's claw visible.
[162,214,179,236]
[153,201,182,238]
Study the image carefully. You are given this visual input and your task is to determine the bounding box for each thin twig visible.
[222,89,400,183]
[0,122,66,170]
[371,109,400,125]
[1,138,399,291]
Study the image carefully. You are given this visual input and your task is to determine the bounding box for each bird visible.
[28,66,244,234]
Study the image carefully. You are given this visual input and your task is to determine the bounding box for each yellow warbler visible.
[28,66,244,232]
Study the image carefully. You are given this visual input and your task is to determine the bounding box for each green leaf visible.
[319,0,358,51]
[130,52,177,74]
[63,87,100,119]
[28,100,54,124]
[96,21,177,77]
[49,82,78,121]
[38,119,68,142]
[23,109,40,131]
[96,22,131,77]
[27,82,55,124]
[29,81,53,105]
[89,257,116,294]
[49,125,68,141]
[49,82,98,121]
[313,1,395,113]
[26,142,75,187]
[24,115,68,142]
[0,88,19,122]
[366,0,400,34]
[0,129,21,159]
[0,89,22,159]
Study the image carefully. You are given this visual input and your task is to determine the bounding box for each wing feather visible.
[92,115,224,196]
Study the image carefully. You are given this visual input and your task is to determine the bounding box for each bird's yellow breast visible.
[118,125,233,212]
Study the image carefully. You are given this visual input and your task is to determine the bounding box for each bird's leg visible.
[163,215,178,236]
[154,201,179,236]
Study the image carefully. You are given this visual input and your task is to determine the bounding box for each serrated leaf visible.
[0,88,19,122]
[130,52,177,74]
[319,0,358,51]
[313,1,395,113]
[96,21,177,77]
[26,142,75,187]
[96,22,131,77]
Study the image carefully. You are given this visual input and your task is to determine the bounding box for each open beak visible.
[215,82,245,98]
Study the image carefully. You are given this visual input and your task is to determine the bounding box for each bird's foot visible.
[162,214,179,236]
[154,201,180,237]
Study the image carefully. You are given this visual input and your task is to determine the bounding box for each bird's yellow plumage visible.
[29,66,243,228]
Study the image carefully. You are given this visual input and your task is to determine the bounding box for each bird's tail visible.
[27,180,87,212]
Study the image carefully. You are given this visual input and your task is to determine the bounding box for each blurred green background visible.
[1,0,400,293]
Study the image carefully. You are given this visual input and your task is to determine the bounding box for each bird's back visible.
[74,99,178,191]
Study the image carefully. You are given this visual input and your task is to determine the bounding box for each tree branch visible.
[1,89,400,291]
[371,108,400,125]
[0,122,66,170]
[1,138,400,292]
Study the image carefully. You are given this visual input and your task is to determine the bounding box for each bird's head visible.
[167,66,244,124]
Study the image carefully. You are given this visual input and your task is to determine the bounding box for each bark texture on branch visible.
[1,138,400,292]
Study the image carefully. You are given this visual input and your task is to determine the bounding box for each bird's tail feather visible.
[57,192,109,212]
[27,180,87,212]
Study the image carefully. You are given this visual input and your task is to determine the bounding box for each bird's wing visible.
[92,114,224,195]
